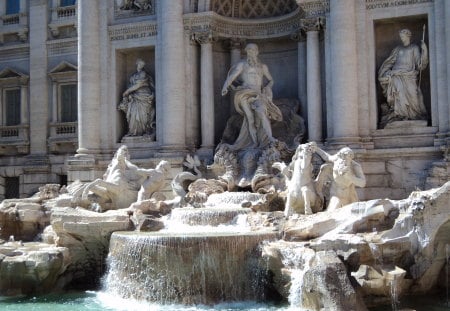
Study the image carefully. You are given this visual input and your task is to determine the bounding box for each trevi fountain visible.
[0,0,450,310]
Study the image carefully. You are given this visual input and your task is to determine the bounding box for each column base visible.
[197,146,215,159]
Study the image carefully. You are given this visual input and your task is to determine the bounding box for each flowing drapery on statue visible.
[221,43,282,150]
[378,28,428,124]
[119,58,155,136]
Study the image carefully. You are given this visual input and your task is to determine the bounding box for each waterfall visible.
[389,278,399,311]
[103,231,277,305]
[278,244,315,308]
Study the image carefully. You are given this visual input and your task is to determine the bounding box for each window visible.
[5,177,19,199]
[60,0,76,7]
[58,174,68,186]
[4,88,20,126]
[5,0,20,15]
[60,84,77,122]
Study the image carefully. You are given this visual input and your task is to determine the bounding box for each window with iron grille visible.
[6,0,20,15]
[4,88,21,126]
[60,84,77,122]
[60,0,76,7]
[5,177,19,199]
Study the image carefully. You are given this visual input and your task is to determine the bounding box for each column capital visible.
[191,31,217,45]
[301,17,325,33]
[290,29,306,42]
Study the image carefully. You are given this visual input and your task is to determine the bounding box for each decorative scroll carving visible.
[184,10,302,40]
[192,32,217,45]
[301,17,324,32]
[366,0,432,10]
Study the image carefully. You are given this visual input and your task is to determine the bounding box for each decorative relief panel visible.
[108,22,157,41]
[184,10,302,40]
[212,0,298,19]
[47,39,77,56]
[114,0,155,19]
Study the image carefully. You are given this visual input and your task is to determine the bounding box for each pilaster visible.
[77,0,101,155]
[328,0,360,147]
[157,0,186,154]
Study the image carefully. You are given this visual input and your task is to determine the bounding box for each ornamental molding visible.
[47,38,77,56]
[108,22,157,42]
[301,16,325,32]
[183,9,303,40]
[365,0,433,10]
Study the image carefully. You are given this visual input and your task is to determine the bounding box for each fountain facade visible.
[0,1,450,310]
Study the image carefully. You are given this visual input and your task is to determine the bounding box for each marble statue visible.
[119,0,152,11]
[314,145,366,211]
[378,28,428,125]
[279,142,322,217]
[221,43,282,150]
[119,58,155,137]
[73,145,170,210]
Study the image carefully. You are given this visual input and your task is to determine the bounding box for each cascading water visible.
[104,231,277,304]
[103,205,278,305]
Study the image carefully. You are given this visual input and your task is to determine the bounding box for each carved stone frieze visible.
[365,0,432,10]
[108,22,157,42]
[296,0,329,18]
[184,10,303,40]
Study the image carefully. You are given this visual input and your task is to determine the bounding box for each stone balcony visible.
[49,5,77,38]
[48,122,78,154]
[0,13,28,43]
[0,124,29,155]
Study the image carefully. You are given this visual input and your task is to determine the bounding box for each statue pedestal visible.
[373,120,437,149]
[384,120,427,129]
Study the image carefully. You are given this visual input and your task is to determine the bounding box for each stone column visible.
[29,0,49,155]
[446,0,450,141]
[77,0,101,154]
[328,0,360,146]
[230,38,245,66]
[434,0,448,141]
[196,33,215,156]
[158,0,186,151]
[303,18,323,143]
[292,31,307,125]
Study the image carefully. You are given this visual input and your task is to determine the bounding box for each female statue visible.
[119,58,155,136]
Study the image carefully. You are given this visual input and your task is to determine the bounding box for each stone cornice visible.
[183,9,303,40]
[365,0,433,10]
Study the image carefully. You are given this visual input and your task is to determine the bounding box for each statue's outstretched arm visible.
[221,62,243,96]
[351,162,366,188]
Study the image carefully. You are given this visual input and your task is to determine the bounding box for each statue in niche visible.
[378,28,428,127]
[71,145,170,211]
[212,43,307,191]
[314,145,366,212]
[221,43,283,150]
[119,58,155,137]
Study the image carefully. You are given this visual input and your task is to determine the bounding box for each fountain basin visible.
[104,230,279,305]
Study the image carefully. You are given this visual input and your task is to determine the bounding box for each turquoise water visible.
[0,291,289,311]
[1,291,449,311]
